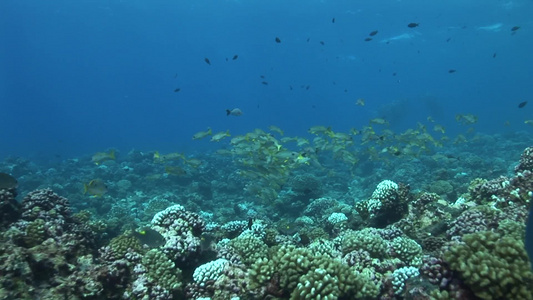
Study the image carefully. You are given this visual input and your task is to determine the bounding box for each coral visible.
[192,258,230,287]
[108,233,144,258]
[142,249,183,291]
[515,146,533,173]
[0,189,20,227]
[291,267,341,300]
[444,231,533,300]
[23,218,47,247]
[340,228,388,257]
[151,204,205,262]
[228,234,268,266]
[326,212,347,226]
[390,266,420,295]
[389,236,422,266]
[354,180,409,227]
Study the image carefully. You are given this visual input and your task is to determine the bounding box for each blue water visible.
[1,0,532,159]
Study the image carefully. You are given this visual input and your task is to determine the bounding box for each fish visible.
[154,151,185,162]
[204,58,211,65]
[174,88,181,92]
[275,37,281,43]
[165,166,187,176]
[134,227,166,248]
[370,118,389,125]
[226,108,243,116]
[526,203,533,271]
[268,125,284,136]
[493,53,497,58]
[380,33,416,43]
[364,37,372,42]
[525,120,533,126]
[433,124,446,134]
[518,101,528,108]
[477,23,503,32]
[92,150,116,165]
[448,69,456,73]
[211,130,231,142]
[320,41,325,45]
[83,179,108,197]
[185,158,202,168]
[407,23,419,28]
[455,114,478,125]
[369,30,378,36]
[511,26,520,32]
[0,173,17,190]
[247,218,254,229]
[261,81,268,85]
[332,18,335,23]
[192,128,212,140]
[356,98,365,106]
[232,54,238,60]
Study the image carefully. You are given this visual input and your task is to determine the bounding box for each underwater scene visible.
[1,0,533,299]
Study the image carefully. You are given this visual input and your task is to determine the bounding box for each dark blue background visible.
[1,0,531,158]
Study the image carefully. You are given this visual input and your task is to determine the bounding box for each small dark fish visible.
[275,37,281,43]
[493,53,497,58]
[446,37,451,42]
[289,85,293,90]
[306,38,310,42]
[320,41,325,45]
[448,69,456,73]
[511,26,520,32]
[174,88,181,92]
[225,57,229,61]
[364,37,372,42]
[260,75,265,79]
[174,73,178,78]
[332,18,335,23]
[261,81,268,85]
[369,30,378,36]
[392,72,397,76]
[232,54,238,60]
[518,101,528,108]
[407,23,419,28]
[247,218,254,230]
[204,58,211,65]
[306,85,310,90]
[344,89,348,93]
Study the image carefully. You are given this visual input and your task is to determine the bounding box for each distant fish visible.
[356,98,365,106]
[83,179,108,197]
[174,88,181,92]
[0,173,17,190]
[518,101,528,108]
[332,18,335,23]
[448,69,456,73]
[493,52,497,58]
[261,81,268,85]
[407,22,419,28]
[165,166,187,176]
[92,150,116,165]
[320,41,325,45]
[247,218,254,229]
[232,54,239,60]
[275,37,281,43]
[211,130,231,142]
[511,26,520,32]
[192,128,212,140]
[134,227,166,248]
[226,108,243,116]
[369,30,378,36]
[364,37,372,42]
[477,23,503,32]
[260,75,265,79]
[204,58,211,65]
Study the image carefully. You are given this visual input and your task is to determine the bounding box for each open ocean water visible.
[0,0,532,299]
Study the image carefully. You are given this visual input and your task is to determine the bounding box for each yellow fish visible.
[92,150,116,165]
[268,125,284,136]
[83,179,108,197]
[193,128,212,140]
[165,166,187,176]
[211,130,230,142]
[154,151,184,162]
